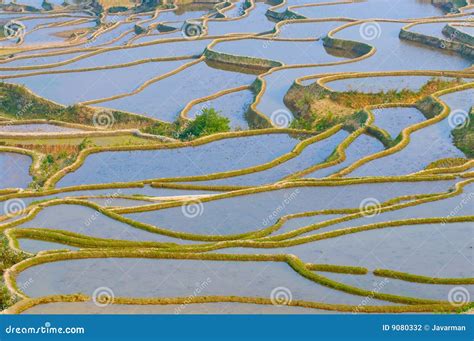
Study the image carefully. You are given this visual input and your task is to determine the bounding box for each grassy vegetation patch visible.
[451,108,473,157]
[425,157,469,170]
[284,78,465,133]
[0,236,29,310]
[0,83,155,129]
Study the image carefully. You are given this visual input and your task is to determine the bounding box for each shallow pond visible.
[17,257,390,305]
[125,179,458,236]
[0,185,219,216]
[408,22,450,40]
[5,59,189,105]
[56,39,212,70]
[57,133,301,186]
[213,221,472,277]
[94,61,256,121]
[0,123,81,133]
[325,272,474,301]
[349,89,472,177]
[294,0,444,20]
[22,20,96,47]
[372,107,426,139]
[256,22,471,123]
[206,2,274,36]
[2,0,65,9]
[214,38,347,65]
[17,204,201,244]
[191,130,349,186]
[276,21,348,40]
[325,76,460,93]
[304,134,385,178]
[295,182,474,238]
[18,239,79,254]
[0,152,32,189]
[22,301,327,314]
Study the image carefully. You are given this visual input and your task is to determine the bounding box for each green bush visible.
[179,108,230,140]
[141,121,178,138]
[0,236,28,309]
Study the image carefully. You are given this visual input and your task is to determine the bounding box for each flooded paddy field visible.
[0,0,472,315]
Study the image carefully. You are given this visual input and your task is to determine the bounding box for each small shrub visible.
[179,108,230,140]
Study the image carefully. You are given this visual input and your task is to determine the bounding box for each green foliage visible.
[79,138,93,151]
[314,111,335,131]
[108,6,128,13]
[0,83,154,128]
[0,236,29,310]
[179,108,230,140]
[451,110,473,157]
[289,115,314,130]
[41,0,53,10]
[45,154,54,164]
[134,24,145,35]
[141,121,178,138]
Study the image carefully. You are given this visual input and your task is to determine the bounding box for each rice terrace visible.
[0,0,472,318]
